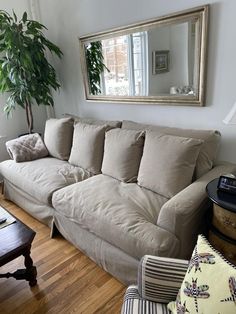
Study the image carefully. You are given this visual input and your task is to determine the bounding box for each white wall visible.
[0,0,48,161]
[38,0,236,163]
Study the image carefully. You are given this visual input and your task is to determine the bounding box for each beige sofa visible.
[0,117,235,285]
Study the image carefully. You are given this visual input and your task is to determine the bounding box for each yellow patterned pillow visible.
[168,235,236,314]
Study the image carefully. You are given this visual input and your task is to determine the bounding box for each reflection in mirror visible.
[80,5,208,106]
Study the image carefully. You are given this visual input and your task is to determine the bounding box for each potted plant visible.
[0,10,63,134]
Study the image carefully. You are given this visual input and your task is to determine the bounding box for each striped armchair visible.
[121,255,189,314]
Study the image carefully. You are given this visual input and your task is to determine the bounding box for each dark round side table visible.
[206,178,236,264]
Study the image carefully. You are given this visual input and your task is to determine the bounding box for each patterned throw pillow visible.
[168,235,236,314]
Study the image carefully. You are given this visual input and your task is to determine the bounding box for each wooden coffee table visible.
[0,206,37,287]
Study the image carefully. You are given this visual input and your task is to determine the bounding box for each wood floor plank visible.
[94,288,125,314]
[69,279,124,313]
[35,264,107,314]
[0,190,126,313]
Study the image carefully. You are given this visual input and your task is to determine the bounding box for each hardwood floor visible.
[0,193,126,314]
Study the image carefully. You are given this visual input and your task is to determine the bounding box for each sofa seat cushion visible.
[0,157,92,205]
[52,174,179,259]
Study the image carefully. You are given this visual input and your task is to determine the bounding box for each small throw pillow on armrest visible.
[44,117,73,160]
[101,128,144,182]
[138,255,189,303]
[168,235,236,314]
[68,122,108,174]
[138,131,203,198]
[6,133,48,162]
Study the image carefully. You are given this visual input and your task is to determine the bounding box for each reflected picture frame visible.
[152,50,170,74]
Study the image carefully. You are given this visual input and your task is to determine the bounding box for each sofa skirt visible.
[3,179,54,227]
[54,212,139,285]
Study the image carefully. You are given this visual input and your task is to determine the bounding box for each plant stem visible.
[25,101,34,134]
[28,102,34,133]
[25,102,30,132]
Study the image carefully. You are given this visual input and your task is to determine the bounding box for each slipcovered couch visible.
[0,116,235,285]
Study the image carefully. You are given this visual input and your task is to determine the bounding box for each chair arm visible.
[157,162,236,259]
[137,255,188,303]
[121,285,169,314]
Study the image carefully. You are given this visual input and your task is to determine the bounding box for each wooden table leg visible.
[0,247,37,286]
[23,247,37,287]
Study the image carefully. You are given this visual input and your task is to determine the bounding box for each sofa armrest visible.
[138,255,188,303]
[157,162,236,259]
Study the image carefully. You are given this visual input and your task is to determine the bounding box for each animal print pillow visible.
[168,235,236,314]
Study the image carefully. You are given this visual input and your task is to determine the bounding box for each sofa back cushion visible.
[44,117,73,160]
[64,113,121,128]
[68,122,107,174]
[138,131,203,198]
[122,120,221,179]
[102,129,144,182]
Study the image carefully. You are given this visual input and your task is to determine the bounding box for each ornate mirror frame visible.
[79,5,209,106]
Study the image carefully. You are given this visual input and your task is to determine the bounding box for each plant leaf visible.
[12,10,17,22]
[22,12,27,23]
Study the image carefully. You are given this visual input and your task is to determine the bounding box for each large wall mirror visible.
[79,5,209,106]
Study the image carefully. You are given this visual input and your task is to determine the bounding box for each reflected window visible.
[101,32,148,96]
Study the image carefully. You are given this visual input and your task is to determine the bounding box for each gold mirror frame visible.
[79,5,209,106]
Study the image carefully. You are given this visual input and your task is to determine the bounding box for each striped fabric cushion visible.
[121,285,170,314]
[138,255,189,303]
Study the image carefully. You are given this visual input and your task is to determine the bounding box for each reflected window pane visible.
[101,32,148,96]
[102,36,129,96]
